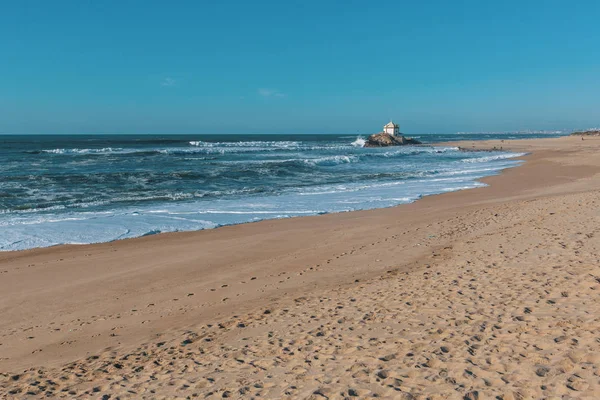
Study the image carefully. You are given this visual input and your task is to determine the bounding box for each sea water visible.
[0,133,563,251]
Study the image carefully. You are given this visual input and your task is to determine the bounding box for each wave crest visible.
[461,152,527,163]
[40,147,126,155]
[189,140,301,148]
[351,137,366,147]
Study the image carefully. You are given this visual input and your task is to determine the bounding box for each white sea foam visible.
[461,152,527,163]
[302,155,358,166]
[189,140,301,148]
[351,137,366,147]
[42,147,127,154]
[362,146,460,158]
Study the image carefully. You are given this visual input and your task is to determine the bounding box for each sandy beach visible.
[1,135,599,399]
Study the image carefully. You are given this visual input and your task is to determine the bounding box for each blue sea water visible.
[0,133,564,251]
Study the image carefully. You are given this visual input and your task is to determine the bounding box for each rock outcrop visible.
[364,132,421,147]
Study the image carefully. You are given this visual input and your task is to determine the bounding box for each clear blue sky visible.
[2,0,600,134]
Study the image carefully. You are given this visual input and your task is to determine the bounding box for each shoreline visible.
[1,142,526,255]
[2,135,600,398]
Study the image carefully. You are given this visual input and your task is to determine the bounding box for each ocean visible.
[0,133,564,251]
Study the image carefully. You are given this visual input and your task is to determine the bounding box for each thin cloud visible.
[161,77,177,87]
[258,88,285,98]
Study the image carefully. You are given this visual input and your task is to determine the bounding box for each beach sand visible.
[1,136,599,399]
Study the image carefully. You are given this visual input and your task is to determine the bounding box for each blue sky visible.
[1,0,600,134]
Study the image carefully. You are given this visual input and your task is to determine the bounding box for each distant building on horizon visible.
[383,121,400,136]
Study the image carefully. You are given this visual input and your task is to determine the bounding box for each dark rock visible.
[364,132,421,147]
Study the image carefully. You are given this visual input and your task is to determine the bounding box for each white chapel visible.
[383,121,400,136]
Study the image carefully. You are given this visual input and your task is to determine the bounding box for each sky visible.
[1,0,600,135]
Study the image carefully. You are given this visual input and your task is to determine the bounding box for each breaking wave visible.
[351,137,366,147]
[461,152,527,163]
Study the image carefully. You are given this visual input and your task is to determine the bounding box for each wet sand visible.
[1,135,599,398]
